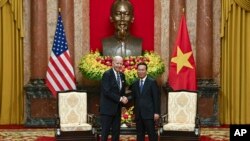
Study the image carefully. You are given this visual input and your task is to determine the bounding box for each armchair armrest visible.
[160,114,168,125]
[158,114,168,134]
[87,113,96,125]
[87,113,98,134]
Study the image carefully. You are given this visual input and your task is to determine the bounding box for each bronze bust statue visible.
[102,0,142,57]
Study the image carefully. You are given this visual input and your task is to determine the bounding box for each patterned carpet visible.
[0,128,54,141]
[200,127,229,141]
[0,127,229,141]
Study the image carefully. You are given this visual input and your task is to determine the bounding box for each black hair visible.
[137,62,148,70]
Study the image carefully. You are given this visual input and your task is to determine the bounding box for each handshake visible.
[120,96,128,104]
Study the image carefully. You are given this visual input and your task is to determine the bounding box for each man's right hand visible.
[121,96,128,104]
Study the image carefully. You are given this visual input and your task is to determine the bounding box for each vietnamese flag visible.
[168,15,197,91]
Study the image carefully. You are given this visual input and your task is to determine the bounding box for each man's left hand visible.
[154,114,160,121]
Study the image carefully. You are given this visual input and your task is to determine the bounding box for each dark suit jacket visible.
[130,76,160,120]
[100,68,126,116]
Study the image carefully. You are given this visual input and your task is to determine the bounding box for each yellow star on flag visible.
[171,46,193,74]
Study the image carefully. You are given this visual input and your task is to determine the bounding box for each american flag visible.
[46,14,76,97]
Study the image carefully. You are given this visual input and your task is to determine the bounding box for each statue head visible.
[110,0,134,41]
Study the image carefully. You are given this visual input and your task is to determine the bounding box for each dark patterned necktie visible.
[140,79,143,93]
[117,72,121,90]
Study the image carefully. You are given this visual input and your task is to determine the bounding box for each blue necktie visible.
[117,73,121,90]
[140,79,143,93]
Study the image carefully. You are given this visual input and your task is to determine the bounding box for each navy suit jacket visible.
[100,68,126,116]
[130,76,160,120]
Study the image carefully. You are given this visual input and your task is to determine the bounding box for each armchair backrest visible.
[58,91,87,125]
[168,91,197,124]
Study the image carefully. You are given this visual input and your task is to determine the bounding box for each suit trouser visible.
[136,113,157,141]
[101,113,121,141]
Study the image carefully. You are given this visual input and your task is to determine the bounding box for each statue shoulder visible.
[128,35,142,42]
[127,35,142,47]
[102,35,142,44]
[102,36,117,44]
[102,35,142,57]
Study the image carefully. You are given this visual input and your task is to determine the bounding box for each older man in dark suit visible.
[100,56,128,141]
[130,62,161,141]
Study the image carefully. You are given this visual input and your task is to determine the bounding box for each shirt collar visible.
[140,76,147,82]
[113,68,119,76]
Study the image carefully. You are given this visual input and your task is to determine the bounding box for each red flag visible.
[168,15,197,91]
[45,14,76,97]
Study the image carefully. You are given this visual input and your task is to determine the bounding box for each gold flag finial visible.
[58,8,61,13]
[182,8,185,13]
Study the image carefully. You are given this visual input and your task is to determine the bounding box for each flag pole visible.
[46,7,77,97]
[168,7,197,91]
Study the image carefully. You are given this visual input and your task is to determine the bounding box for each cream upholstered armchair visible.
[55,90,96,141]
[159,90,200,141]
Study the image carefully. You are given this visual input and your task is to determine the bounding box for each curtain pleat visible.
[0,0,8,7]
[235,0,250,11]
[221,1,250,124]
[0,0,24,124]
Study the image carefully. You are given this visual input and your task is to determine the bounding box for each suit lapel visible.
[121,74,125,90]
[138,78,146,95]
[136,80,141,95]
[111,69,126,91]
[141,78,149,95]
[110,69,119,90]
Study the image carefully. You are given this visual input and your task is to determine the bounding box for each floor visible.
[0,125,229,141]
